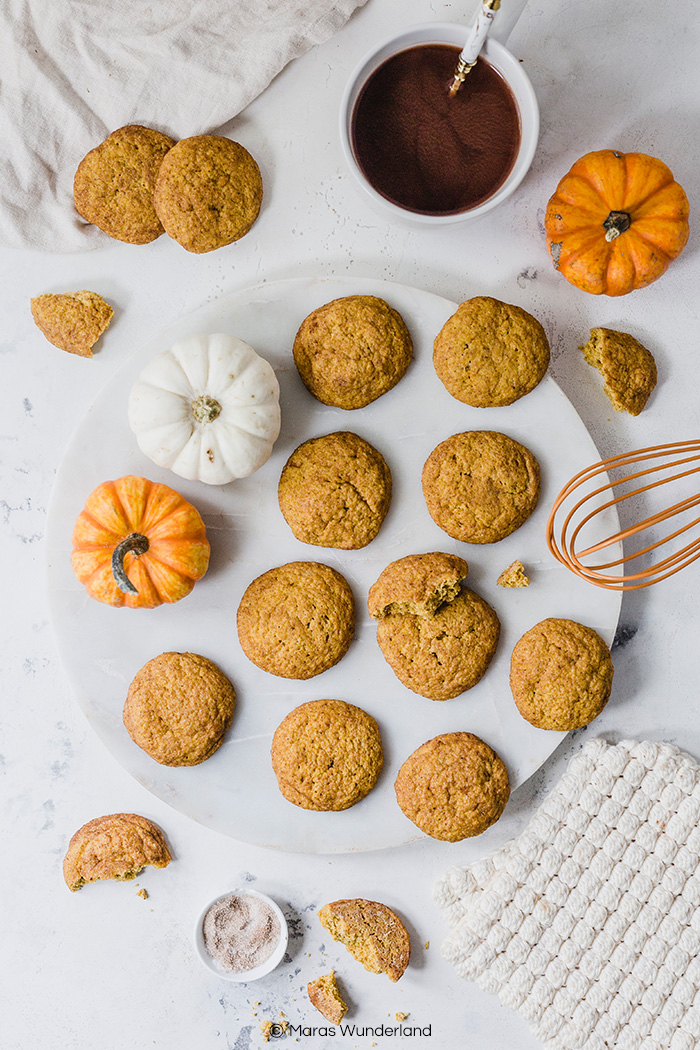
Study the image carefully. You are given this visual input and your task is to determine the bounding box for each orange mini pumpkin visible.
[545,149,689,296]
[71,475,210,609]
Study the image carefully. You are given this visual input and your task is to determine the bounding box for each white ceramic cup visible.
[339,22,539,226]
[194,888,289,982]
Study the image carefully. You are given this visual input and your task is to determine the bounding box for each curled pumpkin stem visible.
[112,532,150,595]
[603,210,632,242]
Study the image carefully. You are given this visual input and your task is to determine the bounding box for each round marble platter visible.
[46,276,622,853]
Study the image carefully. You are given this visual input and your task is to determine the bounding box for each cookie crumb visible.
[424,941,430,950]
[497,560,529,588]
[137,888,148,899]
[31,291,113,357]
[396,1012,410,1022]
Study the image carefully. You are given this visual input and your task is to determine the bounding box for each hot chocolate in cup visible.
[339,23,539,226]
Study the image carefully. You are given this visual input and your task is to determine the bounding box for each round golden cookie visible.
[237,561,355,679]
[510,617,614,730]
[63,813,171,891]
[376,588,500,700]
[278,431,392,549]
[433,296,550,407]
[395,732,510,841]
[123,651,236,766]
[271,699,383,811]
[368,551,468,619]
[73,125,175,244]
[293,295,413,409]
[422,430,541,544]
[153,135,262,253]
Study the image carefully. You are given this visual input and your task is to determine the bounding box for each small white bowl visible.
[339,22,539,226]
[194,888,288,982]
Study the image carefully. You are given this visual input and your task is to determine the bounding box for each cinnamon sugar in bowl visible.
[195,888,288,981]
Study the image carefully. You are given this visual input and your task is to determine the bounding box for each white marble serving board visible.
[46,276,621,853]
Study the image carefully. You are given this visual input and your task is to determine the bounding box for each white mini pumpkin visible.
[128,333,281,485]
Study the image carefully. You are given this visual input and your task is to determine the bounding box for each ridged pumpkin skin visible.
[71,475,210,609]
[545,150,689,296]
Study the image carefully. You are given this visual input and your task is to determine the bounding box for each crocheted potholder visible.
[435,739,700,1050]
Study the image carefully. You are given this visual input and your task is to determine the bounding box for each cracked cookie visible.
[153,134,262,253]
[63,812,171,891]
[369,552,498,699]
[271,699,383,810]
[394,732,510,840]
[237,561,355,679]
[123,651,236,766]
[293,295,413,409]
[318,899,410,981]
[433,296,550,407]
[30,290,113,357]
[510,617,614,730]
[73,124,175,243]
[422,430,541,544]
[278,431,392,549]
[580,327,657,416]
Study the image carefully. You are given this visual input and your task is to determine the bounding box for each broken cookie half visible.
[63,812,171,891]
[31,290,113,357]
[580,327,657,416]
[367,551,468,619]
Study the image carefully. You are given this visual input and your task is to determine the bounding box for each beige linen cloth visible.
[1,0,367,252]
[436,739,700,1050]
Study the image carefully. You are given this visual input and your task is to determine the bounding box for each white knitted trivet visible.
[435,739,700,1050]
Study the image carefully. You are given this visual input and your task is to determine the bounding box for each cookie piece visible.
[318,899,410,982]
[510,617,614,730]
[63,813,171,891]
[497,559,530,588]
[433,296,550,407]
[123,652,236,766]
[580,327,657,416]
[308,972,348,1024]
[30,290,113,357]
[368,552,468,619]
[271,699,383,811]
[376,588,499,700]
[73,125,175,243]
[395,733,509,841]
[293,295,412,409]
[237,562,355,679]
[422,431,541,544]
[153,135,262,253]
[278,431,392,549]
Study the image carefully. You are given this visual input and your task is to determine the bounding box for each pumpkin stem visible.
[112,533,150,595]
[191,395,222,425]
[603,211,632,242]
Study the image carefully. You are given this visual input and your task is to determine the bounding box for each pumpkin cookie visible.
[497,559,529,588]
[580,327,657,416]
[318,899,410,982]
[153,135,262,253]
[123,651,235,766]
[63,813,171,891]
[510,617,614,730]
[368,551,468,619]
[271,699,382,811]
[422,431,541,543]
[30,290,113,357]
[293,295,412,409]
[237,561,355,679]
[395,733,509,841]
[375,588,499,700]
[308,972,347,1023]
[434,296,550,407]
[73,125,175,243]
[278,431,392,549]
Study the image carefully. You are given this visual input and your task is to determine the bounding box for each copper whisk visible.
[546,440,700,591]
